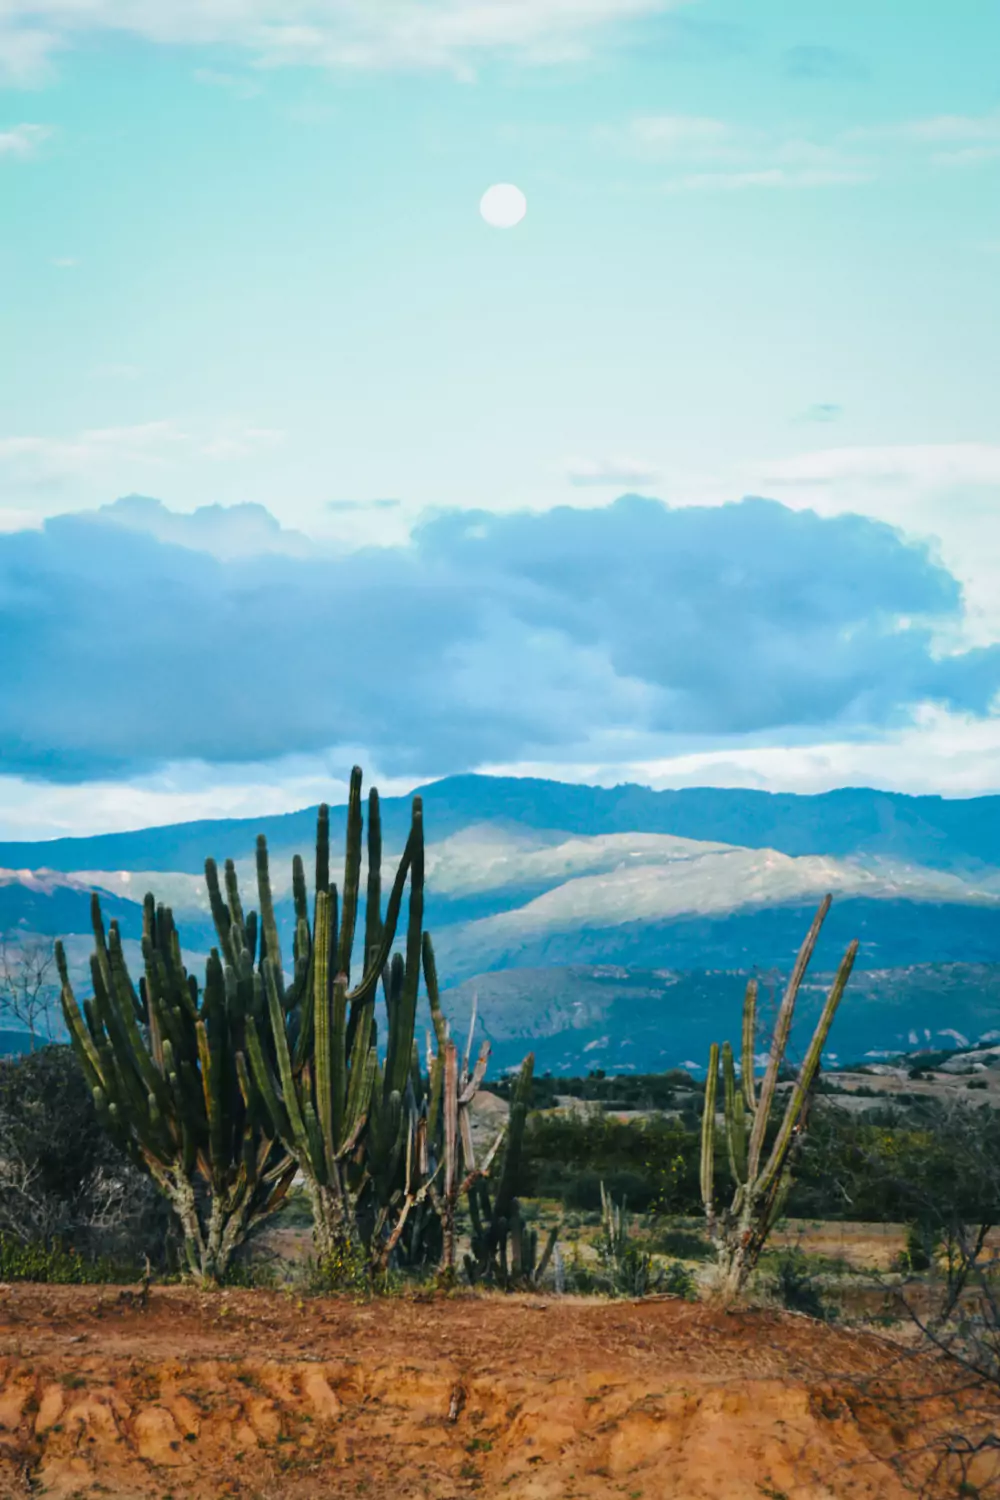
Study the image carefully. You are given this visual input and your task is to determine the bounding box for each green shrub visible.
[771,1250,829,1321]
[522,1112,701,1215]
[650,1225,712,1261]
[0,1233,134,1284]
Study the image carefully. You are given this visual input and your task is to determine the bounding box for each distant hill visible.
[5,774,1000,873]
[439,961,1000,1075]
[3,775,1000,1071]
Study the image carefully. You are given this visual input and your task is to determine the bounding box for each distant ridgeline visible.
[3,775,1000,1071]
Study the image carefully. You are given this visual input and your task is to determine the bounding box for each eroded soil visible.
[0,1284,996,1499]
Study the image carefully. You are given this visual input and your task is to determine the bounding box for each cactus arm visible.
[312,889,338,1170]
[55,941,107,1088]
[757,938,858,1195]
[721,1040,747,1185]
[292,854,309,933]
[459,1040,491,1106]
[243,1017,294,1147]
[746,894,831,1181]
[196,1019,225,1189]
[443,1040,458,1204]
[261,958,309,1152]
[336,766,364,982]
[205,858,237,968]
[344,821,415,1006]
[493,1052,533,1222]
[422,933,449,1052]
[462,993,478,1086]
[330,975,348,1153]
[741,977,758,1112]
[700,1041,719,1220]
[256,835,284,1002]
[223,859,247,948]
[364,788,383,969]
[313,801,330,901]
[343,996,374,1136]
[384,799,424,1101]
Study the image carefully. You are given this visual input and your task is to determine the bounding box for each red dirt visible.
[0,1283,996,1498]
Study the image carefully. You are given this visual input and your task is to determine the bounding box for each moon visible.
[480,183,527,229]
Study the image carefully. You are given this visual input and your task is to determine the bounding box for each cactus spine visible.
[700,893,858,1302]
[56,894,296,1283]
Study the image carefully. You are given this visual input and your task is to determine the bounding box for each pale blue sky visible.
[1,1,1000,835]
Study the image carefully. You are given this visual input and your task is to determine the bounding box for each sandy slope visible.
[0,1285,996,1499]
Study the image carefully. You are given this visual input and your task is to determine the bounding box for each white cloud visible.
[664,166,869,192]
[0,507,41,533]
[566,456,659,488]
[610,106,1000,191]
[760,443,1000,490]
[0,756,422,840]
[930,145,1000,170]
[8,701,1000,841]
[845,111,1000,173]
[0,419,284,490]
[193,66,262,97]
[610,113,873,191]
[0,123,51,156]
[627,114,730,152]
[481,704,1000,801]
[896,111,1000,145]
[0,422,186,487]
[0,0,684,81]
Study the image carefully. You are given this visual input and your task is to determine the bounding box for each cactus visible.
[464,1051,556,1288]
[56,894,296,1283]
[596,1183,659,1297]
[700,894,858,1302]
[233,767,428,1268]
[420,968,505,1278]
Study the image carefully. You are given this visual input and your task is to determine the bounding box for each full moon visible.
[480,183,527,229]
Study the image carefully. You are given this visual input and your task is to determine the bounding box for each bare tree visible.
[0,932,61,1050]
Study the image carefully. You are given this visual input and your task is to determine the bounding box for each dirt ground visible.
[0,1285,997,1500]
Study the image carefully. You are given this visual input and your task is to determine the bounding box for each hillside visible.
[7,775,1000,874]
[3,776,1000,1067]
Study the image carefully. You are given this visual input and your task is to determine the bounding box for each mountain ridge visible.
[5,774,1000,874]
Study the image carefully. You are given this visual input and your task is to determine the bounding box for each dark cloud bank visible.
[1,493,996,780]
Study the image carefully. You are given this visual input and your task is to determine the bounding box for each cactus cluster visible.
[58,766,513,1283]
[233,769,430,1265]
[699,893,858,1302]
[56,893,296,1282]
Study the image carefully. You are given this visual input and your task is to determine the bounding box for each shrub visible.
[522,1112,702,1215]
[0,1044,174,1269]
[0,1233,133,1284]
[771,1249,829,1320]
[650,1224,712,1261]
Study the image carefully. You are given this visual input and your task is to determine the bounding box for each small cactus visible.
[700,894,857,1302]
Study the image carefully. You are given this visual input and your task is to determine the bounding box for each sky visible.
[1,0,1000,838]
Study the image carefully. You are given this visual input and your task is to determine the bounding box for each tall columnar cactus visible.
[700,894,858,1303]
[228,767,431,1266]
[464,1051,556,1288]
[56,894,296,1282]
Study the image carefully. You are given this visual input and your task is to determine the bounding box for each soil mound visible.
[0,1285,995,1498]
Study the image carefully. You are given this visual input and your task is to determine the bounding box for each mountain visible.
[3,775,1000,1070]
[7,774,1000,874]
